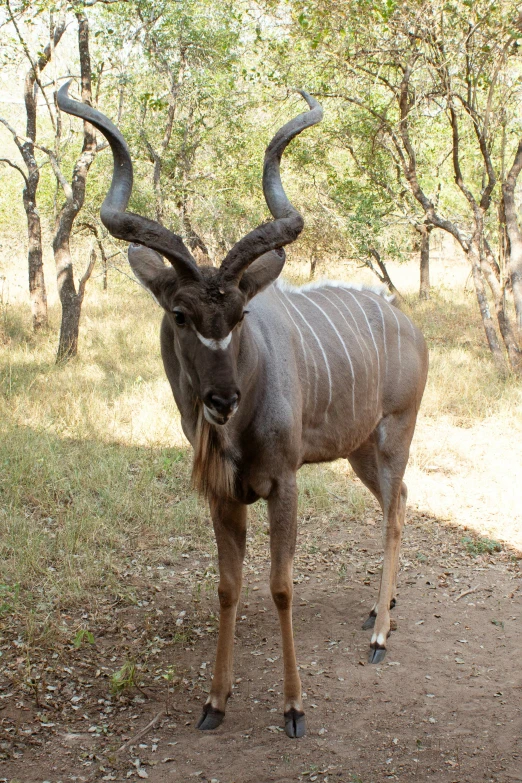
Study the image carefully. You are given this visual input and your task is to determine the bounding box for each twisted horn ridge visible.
[56,81,200,282]
[220,90,323,281]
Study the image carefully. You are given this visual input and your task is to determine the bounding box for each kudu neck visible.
[236,316,262,413]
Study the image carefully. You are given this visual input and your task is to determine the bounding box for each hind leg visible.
[348,437,396,632]
[348,411,416,662]
[347,435,388,629]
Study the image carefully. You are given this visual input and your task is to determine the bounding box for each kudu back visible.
[58,83,428,739]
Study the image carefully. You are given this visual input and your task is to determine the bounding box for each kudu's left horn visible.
[56,80,200,283]
[220,90,323,282]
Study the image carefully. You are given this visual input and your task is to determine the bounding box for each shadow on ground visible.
[0,428,520,783]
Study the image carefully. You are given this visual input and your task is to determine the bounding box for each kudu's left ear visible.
[238,249,286,300]
[128,244,167,293]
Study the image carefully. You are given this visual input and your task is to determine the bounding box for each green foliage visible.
[254,0,522,277]
[0,582,20,616]
[462,535,502,556]
[73,628,95,648]
[110,660,139,694]
[0,0,521,349]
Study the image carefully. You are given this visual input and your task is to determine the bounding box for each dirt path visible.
[1,506,520,783]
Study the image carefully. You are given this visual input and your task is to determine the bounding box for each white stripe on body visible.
[406,309,418,340]
[281,289,332,411]
[325,290,371,376]
[196,330,232,351]
[275,289,313,412]
[276,278,418,406]
[359,293,388,382]
[379,296,403,386]
[335,288,382,406]
[315,290,371,415]
[300,291,356,421]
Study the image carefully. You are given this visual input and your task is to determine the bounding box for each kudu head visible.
[57,83,322,425]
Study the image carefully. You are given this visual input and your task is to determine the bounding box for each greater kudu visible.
[58,83,428,739]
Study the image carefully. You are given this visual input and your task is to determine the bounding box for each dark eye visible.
[173,310,186,326]
[237,310,249,324]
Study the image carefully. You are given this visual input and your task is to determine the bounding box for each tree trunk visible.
[53,11,97,362]
[55,243,95,362]
[79,222,108,289]
[477,241,522,374]
[56,245,82,361]
[368,247,399,295]
[178,196,210,263]
[310,253,317,279]
[468,247,507,373]
[24,192,48,329]
[416,223,432,300]
[22,99,49,332]
[141,56,186,227]
[502,138,522,331]
[101,247,107,291]
[20,17,65,329]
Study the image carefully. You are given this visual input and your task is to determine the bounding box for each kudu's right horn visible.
[57,80,200,284]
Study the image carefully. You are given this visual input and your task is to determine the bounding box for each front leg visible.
[267,474,305,738]
[196,497,246,730]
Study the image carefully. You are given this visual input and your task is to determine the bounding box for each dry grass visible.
[1,246,521,632]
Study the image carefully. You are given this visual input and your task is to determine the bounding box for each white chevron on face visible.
[196,330,232,351]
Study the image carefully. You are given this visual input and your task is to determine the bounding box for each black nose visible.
[205,392,239,414]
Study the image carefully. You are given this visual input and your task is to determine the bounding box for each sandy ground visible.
[1,490,520,783]
[408,416,522,551]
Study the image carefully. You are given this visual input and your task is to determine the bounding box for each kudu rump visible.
[58,83,428,738]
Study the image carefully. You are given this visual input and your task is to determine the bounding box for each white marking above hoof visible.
[371,631,387,646]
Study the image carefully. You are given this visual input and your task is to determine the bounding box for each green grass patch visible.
[461,535,502,556]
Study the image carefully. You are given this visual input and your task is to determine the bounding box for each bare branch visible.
[0,115,24,153]
[482,38,513,141]
[452,93,496,210]
[0,157,28,186]
[78,247,96,299]
[35,144,74,203]
[6,0,59,131]
[447,100,480,213]
[315,89,470,249]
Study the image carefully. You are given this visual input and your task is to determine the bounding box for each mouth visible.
[203,404,238,426]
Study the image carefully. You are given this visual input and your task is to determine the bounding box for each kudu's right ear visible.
[128,244,167,292]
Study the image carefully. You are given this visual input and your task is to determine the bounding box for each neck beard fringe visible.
[191,407,238,500]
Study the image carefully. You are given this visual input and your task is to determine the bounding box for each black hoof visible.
[390,597,396,609]
[362,610,376,630]
[284,708,306,738]
[368,645,387,664]
[196,704,225,731]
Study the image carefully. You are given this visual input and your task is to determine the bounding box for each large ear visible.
[238,249,286,300]
[128,243,167,291]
